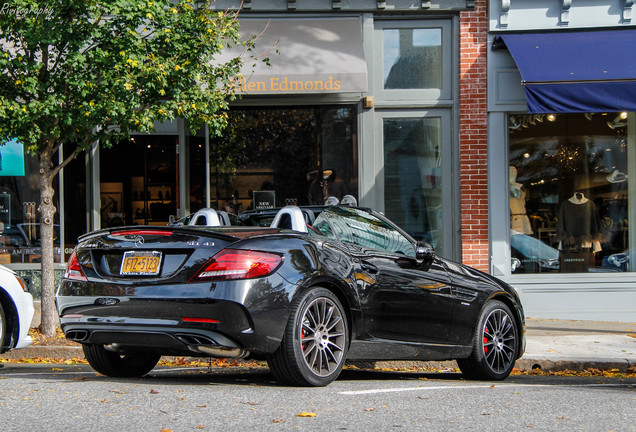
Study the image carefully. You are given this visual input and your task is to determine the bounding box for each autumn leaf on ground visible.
[272,419,284,423]
[196,426,205,429]
[160,429,173,432]
[150,389,159,394]
[296,412,317,418]
[364,408,375,412]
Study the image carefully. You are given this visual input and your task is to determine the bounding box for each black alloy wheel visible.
[457,300,519,380]
[83,344,161,377]
[267,287,349,387]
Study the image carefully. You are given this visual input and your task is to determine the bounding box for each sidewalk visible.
[2,318,635,373]
[515,317,636,373]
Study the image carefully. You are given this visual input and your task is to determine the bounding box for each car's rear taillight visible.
[16,275,28,292]
[190,249,282,282]
[111,229,173,237]
[64,250,87,282]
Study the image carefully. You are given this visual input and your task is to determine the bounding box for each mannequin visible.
[509,166,533,234]
[556,190,602,274]
[557,191,602,252]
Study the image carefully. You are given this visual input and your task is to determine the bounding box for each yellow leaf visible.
[296,412,316,418]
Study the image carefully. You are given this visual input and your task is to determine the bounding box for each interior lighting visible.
[547,114,557,122]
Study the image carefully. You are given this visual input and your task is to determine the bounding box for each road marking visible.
[339,383,633,395]
[339,384,496,395]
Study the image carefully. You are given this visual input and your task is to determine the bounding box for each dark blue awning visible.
[497,30,636,113]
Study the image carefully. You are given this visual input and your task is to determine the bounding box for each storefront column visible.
[177,118,187,217]
[90,140,101,231]
[459,0,489,271]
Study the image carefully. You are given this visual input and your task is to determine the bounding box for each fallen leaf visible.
[490,384,495,389]
[197,405,207,408]
[296,412,317,418]
[150,389,159,394]
[160,429,173,432]
[272,419,284,423]
[196,426,205,429]
[364,408,375,412]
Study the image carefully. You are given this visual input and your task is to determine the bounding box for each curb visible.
[2,347,633,373]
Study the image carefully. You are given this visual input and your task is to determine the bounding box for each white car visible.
[0,264,34,353]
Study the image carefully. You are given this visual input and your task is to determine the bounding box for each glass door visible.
[375,109,453,258]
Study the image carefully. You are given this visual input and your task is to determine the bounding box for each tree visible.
[0,0,256,336]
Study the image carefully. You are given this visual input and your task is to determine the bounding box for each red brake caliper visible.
[483,327,489,353]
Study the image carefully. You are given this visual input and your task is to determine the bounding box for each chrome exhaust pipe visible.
[194,345,250,359]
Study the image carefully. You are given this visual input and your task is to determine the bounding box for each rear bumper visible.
[56,276,294,356]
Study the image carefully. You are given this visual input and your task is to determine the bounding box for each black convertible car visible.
[56,205,525,386]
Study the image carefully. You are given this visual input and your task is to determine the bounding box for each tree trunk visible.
[38,154,58,337]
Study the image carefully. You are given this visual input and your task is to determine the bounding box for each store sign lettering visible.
[232,76,342,93]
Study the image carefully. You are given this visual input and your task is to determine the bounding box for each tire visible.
[267,287,349,387]
[457,300,519,381]
[83,344,161,377]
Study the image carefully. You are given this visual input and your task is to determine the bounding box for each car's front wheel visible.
[267,287,349,387]
[83,344,161,377]
[457,300,519,380]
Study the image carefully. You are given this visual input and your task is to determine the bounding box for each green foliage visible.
[0,0,255,154]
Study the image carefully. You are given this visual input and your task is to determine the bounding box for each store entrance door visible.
[375,109,453,258]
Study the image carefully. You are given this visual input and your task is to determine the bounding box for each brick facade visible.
[459,0,489,272]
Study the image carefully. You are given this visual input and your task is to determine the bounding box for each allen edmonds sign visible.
[231,75,344,94]
[219,18,368,95]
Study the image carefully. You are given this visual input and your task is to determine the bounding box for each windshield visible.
[312,207,415,257]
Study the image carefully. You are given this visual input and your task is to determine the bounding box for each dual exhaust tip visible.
[64,330,250,359]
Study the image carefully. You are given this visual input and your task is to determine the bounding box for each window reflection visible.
[383,117,443,254]
[508,113,632,273]
[0,140,61,263]
[210,106,358,213]
[383,28,442,90]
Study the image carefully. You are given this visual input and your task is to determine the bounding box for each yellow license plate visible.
[120,251,162,275]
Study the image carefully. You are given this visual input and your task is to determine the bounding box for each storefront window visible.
[62,144,87,261]
[0,139,61,263]
[383,117,443,253]
[508,113,632,273]
[210,106,358,212]
[100,136,177,228]
[383,28,442,90]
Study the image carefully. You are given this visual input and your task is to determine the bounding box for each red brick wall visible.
[459,0,489,272]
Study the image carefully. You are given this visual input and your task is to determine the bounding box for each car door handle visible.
[360,261,379,274]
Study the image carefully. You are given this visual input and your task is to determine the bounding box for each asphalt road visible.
[1,364,634,431]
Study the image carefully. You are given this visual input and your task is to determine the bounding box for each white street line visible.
[338,383,632,395]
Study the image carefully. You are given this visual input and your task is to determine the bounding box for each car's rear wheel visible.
[457,300,519,380]
[267,287,348,387]
[83,344,161,377]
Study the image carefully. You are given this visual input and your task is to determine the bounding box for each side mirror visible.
[415,241,435,270]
